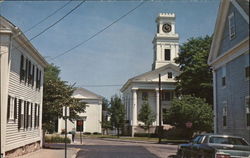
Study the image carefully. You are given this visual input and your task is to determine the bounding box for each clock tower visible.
[152,13,179,70]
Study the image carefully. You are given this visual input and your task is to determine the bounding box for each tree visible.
[175,36,213,105]
[164,95,213,138]
[109,95,125,138]
[138,102,156,137]
[101,98,111,135]
[42,64,86,133]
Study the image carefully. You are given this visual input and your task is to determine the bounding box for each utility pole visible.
[158,74,162,144]
[63,106,69,158]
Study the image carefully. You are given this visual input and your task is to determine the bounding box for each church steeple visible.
[152,13,179,70]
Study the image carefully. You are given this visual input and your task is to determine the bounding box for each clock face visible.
[162,23,172,33]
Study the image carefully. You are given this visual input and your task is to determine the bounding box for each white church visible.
[121,13,180,136]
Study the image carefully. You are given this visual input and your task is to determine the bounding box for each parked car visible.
[177,133,250,158]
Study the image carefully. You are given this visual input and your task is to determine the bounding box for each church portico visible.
[121,13,180,137]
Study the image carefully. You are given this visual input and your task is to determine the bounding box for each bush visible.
[93,132,101,135]
[45,135,71,143]
[134,133,158,138]
[84,132,91,135]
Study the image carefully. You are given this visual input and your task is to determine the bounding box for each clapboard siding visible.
[6,40,43,151]
[216,53,250,141]
[218,3,249,57]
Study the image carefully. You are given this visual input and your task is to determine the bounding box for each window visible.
[157,24,159,33]
[26,102,29,129]
[223,102,227,127]
[25,58,28,83]
[162,91,173,101]
[245,66,250,79]
[20,55,26,81]
[228,12,236,39]
[222,66,226,87]
[34,104,40,127]
[168,72,173,78]
[165,49,171,61]
[36,68,41,90]
[246,96,250,127]
[142,92,148,101]
[28,103,32,128]
[7,96,17,121]
[18,99,24,129]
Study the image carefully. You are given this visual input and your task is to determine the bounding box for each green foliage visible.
[45,135,71,143]
[83,132,91,135]
[164,95,213,135]
[102,98,109,111]
[109,95,125,137]
[138,102,156,134]
[42,64,86,133]
[175,36,213,104]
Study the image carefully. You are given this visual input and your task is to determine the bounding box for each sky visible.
[0,0,220,100]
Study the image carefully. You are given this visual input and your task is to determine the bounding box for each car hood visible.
[209,144,250,157]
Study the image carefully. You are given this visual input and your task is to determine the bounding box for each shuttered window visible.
[7,96,11,121]
[37,104,40,127]
[20,55,25,81]
[26,102,29,128]
[14,98,17,120]
[18,99,22,129]
[25,58,29,83]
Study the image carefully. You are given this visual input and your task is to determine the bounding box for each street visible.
[45,137,178,158]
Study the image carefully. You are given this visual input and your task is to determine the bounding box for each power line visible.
[24,0,73,33]
[50,1,145,61]
[29,0,85,42]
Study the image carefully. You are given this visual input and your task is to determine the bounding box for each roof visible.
[72,87,103,100]
[121,63,180,92]
[208,0,249,65]
[0,16,48,68]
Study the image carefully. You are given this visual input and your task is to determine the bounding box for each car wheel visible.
[179,150,187,158]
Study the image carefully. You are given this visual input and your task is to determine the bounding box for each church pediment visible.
[131,64,180,82]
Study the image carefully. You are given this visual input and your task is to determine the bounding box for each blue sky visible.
[0,1,220,99]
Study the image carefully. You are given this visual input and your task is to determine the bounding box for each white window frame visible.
[9,96,15,121]
[245,96,250,128]
[228,12,236,40]
[222,66,226,88]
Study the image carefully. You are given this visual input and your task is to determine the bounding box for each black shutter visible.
[24,101,26,128]
[32,65,35,86]
[7,96,11,121]
[25,59,28,83]
[14,98,17,120]
[34,104,37,127]
[18,99,22,129]
[26,102,29,128]
[38,105,40,127]
[36,68,39,89]
[30,103,33,128]
[20,55,24,81]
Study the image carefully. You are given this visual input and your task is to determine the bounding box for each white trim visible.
[228,12,236,40]
[213,70,217,133]
[210,38,249,69]
[231,0,249,24]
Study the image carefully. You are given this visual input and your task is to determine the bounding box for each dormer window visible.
[222,66,226,87]
[228,12,236,40]
[168,72,172,78]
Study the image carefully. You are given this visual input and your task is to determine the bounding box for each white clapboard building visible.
[58,88,102,134]
[121,13,180,136]
[0,16,47,157]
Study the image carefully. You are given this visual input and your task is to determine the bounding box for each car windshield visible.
[209,136,249,146]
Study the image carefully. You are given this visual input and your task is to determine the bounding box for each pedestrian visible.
[71,128,76,143]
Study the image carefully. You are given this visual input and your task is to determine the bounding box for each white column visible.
[132,89,138,126]
[213,69,217,133]
[155,89,159,126]
[131,89,138,137]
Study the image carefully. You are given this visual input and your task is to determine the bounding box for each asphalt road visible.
[75,138,178,158]
[45,138,178,158]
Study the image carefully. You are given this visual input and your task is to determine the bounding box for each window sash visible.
[165,49,171,61]
[228,13,236,39]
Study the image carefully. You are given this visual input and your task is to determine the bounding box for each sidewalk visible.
[17,145,80,158]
